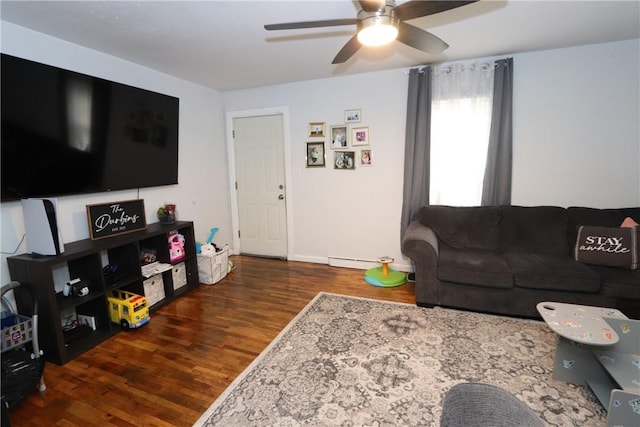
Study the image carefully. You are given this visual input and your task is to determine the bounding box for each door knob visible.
[278,194,284,200]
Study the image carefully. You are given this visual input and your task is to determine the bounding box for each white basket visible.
[198,246,229,285]
[172,262,187,290]
[143,274,165,307]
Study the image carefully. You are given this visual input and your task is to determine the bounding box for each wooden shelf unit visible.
[7,221,199,365]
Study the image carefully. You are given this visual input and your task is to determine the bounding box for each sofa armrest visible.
[401,220,440,305]
[402,220,440,257]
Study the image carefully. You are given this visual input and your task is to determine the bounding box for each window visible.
[429,63,494,206]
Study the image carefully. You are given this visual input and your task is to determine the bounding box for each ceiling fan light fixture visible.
[357,14,398,47]
[265,0,477,63]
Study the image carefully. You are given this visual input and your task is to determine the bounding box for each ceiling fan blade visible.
[397,21,448,54]
[395,0,478,21]
[358,0,385,12]
[265,18,357,31]
[332,35,362,64]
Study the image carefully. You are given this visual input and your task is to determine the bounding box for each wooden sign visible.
[86,199,147,240]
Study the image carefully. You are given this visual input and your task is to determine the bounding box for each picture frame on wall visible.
[306,142,325,167]
[334,151,355,170]
[351,126,369,146]
[360,149,372,166]
[330,125,348,149]
[345,109,361,123]
[308,122,326,137]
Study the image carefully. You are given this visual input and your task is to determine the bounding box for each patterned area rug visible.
[194,292,605,426]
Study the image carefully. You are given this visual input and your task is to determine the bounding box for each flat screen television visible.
[1,54,179,202]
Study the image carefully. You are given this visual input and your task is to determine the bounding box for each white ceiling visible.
[1,1,639,91]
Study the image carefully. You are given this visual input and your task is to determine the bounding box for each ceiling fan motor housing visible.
[357,6,398,30]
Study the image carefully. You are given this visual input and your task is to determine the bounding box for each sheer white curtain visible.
[429,63,494,206]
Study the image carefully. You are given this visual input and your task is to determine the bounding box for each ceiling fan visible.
[264,0,478,64]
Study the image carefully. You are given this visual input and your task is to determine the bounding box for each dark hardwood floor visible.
[7,256,415,426]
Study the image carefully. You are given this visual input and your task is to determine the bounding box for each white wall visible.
[0,22,232,284]
[223,39,640,269]
[512,40,640,206]
[224,70,410,267]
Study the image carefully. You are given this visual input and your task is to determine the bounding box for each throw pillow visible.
[575,225,638,270]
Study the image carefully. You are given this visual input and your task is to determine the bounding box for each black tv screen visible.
[1,54,179,202]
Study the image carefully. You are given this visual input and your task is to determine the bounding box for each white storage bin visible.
[198,246,229,285]
[143,274,165,307]
[172,262,187,290]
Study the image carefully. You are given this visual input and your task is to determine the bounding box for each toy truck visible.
[107,290,150,329]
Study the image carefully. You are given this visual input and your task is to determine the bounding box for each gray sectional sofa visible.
[401,205,640,319]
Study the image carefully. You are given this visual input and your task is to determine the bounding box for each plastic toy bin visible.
[1,314,34,352]
[197,246,229,285]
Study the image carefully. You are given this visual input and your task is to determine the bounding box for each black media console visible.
[7,221,199,364]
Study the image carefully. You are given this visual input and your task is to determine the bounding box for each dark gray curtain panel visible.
[401,67,432,238]
[482,58,513,206]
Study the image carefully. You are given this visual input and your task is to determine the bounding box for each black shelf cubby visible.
[67,253,104,294]
[121,281,146,299]
[104,243,142,288]
[140,234,170,263]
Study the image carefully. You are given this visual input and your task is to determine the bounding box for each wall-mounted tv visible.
[1,54,179,202]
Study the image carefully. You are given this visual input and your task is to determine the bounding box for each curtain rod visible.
[405,60,501,75]
[440,62,493,73]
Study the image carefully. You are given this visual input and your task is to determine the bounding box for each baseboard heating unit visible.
[327,256,411,272]
[327,257,381,270]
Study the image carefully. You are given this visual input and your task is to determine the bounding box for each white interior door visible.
[233,115,287,258]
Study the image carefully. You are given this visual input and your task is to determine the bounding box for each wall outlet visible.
[77,314,96,331]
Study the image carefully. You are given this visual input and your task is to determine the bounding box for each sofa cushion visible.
[590,265,640,299]
[575,225,639,270]
[500,206,568,254]
[438,245,513,288]
[567,207,640,247]
[504,252,601,292]
[418,206,501,251]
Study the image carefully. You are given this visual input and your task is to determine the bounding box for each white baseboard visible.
[287,254,328,264]
[231,251,413,273]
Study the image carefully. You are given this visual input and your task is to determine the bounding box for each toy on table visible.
[364,256,407,287]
